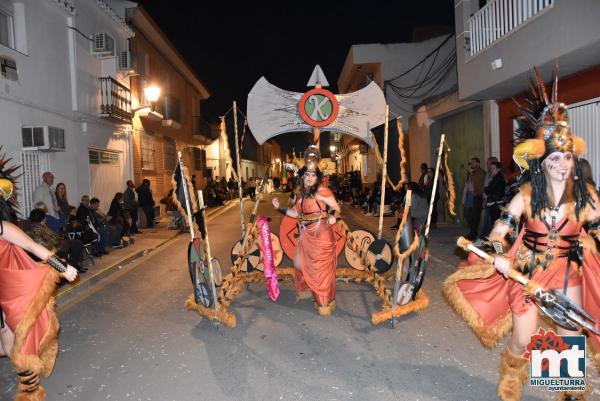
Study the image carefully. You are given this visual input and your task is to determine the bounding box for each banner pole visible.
[377,105,389,240]
[233,100,245,237]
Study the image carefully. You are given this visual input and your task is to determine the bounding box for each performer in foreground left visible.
[0,170,78,401]
[272,146,341,315]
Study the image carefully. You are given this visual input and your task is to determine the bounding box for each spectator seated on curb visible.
[76,195,111,255]
[160,189,185,231]
[108,192,135,244]
[90,197,127,249]
[34,201,66,232]
[21,208,87,273]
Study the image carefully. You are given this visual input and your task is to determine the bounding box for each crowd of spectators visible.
[29,171,161,274]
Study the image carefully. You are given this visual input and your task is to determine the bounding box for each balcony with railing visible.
[467,0,554,57]
[157,95,181,123]
[192,116,218,141]
[99,77,132,123]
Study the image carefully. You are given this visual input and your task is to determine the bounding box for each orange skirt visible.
[295,221,337,306]
[0,240,52,355]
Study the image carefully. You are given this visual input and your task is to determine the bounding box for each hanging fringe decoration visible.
[219,118,237,180]
[239,119,247,152]
[396,119,409,187]
[371,118,408,191]
[441,147,456,217]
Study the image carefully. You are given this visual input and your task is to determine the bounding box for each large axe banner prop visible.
[247,65,386,146]
[457,236,600,335]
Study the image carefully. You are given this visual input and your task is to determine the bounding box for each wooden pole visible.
[233,101,245,237]
[197,190,219,320]
[377,105,389,240]
[178,151,195,241]
[312,83,322,146]
[424,134,445,239]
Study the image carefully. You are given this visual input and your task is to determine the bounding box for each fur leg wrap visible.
[14,370,45,401]
[497,347,529,401]
[9,269,61,401]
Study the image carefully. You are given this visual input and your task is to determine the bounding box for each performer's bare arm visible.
[272,197,299,218]
[316,193,341,225]
[0,221,78,282]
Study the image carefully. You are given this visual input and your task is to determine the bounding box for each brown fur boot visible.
[497,347,529,401]
[314,300,336,316]
[556,391,586,401]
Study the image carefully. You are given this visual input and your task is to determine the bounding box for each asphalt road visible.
[1,194,588,401]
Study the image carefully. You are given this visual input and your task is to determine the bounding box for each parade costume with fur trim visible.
[290,146,338,314]
[0,153,63,401]
[443,69,600,401]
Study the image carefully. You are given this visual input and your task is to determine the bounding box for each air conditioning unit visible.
[91,33,115,57]
[118,50,131,70]
[22,126,66,151]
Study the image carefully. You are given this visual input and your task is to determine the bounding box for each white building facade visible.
[0,0,135,215]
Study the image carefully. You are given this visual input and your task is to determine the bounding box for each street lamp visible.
[329,145,336,153]
[143,85,161,111]
[132,85,163,121]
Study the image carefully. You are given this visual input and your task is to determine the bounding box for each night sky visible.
[136,0,455,153]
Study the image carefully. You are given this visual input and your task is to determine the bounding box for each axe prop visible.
[457,236,600,335]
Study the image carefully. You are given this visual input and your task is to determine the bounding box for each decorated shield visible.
[367,239,394,274]
[188,238,216,308]
[231,240,261,272]
[343,229,375,271]
[279,215,346,261]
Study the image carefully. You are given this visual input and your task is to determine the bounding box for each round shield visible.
[344,229,375,270]
[279,215,346,261]
[280,215,300,261]
[231,240,260,272]
[188,239,214,308]
[411,246,429,295]
[196,279,212,308]
[367,239,394,273]
[256,233,284,271]
[396,282,415,306]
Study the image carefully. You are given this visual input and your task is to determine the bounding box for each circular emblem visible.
[298,88,339,127]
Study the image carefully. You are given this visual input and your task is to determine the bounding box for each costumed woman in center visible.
[443,69,600,401]
[0,156,78,401]
[272,145,341,315]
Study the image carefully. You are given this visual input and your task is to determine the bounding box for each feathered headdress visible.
[0,146,20,224]
[512,67,585,170]
[512,67,591,219]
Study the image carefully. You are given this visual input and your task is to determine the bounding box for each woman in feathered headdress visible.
[272,145,341,315]
[443,69,600,401]
[0,151,78,401]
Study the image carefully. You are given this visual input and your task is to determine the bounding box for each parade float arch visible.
[185,66,452,328]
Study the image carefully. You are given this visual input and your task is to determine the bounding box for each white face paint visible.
[303,171,317,187]
[543,151,573,183]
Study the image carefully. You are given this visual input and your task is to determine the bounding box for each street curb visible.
[55,201,232,307]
